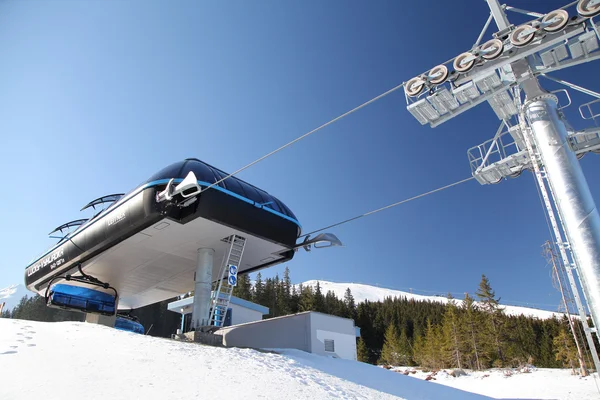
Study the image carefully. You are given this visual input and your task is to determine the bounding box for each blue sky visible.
[1,0,599,311]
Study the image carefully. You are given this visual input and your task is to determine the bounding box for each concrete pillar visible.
[191,248,214,330]
[85,312,117,327]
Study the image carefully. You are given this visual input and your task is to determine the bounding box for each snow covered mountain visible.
[300,280,564,320]
[0,284,31,311]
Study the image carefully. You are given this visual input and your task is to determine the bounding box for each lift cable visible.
[299,176,474,238]
[199,82,405,194]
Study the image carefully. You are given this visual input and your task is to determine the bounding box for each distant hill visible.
[299,280,564,320]
[1,284,33,311]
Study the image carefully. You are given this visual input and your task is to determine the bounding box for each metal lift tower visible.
[403,0,600,371]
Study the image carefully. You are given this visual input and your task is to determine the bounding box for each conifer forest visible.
[3,268,597,371]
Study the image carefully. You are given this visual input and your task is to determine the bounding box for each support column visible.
[191,248,214,331]
[85,295,118,327]
[85,312,117,327]
[525,96,600,334]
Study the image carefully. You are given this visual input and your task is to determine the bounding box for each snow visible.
[0,284,18,299]
[0,284,32,311]
[301,280,565,320]
[0,318,491,400]
[391,367,600,400]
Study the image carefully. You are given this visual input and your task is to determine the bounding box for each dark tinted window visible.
[143,158,298,221]
[181,160,217,184]
[145,161,185,183]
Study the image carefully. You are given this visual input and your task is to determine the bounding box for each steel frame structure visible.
[403,0,600,371]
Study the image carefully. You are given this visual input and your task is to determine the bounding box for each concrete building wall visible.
[218,313,311,352]
[229,303,263,325]
[309,312,357,360]
[217,311,357,360]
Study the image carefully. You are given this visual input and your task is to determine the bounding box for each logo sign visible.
[228,264,238,286]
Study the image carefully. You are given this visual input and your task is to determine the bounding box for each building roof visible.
[144,158,299,226]
[167,294,269,315]
[216,310,355,330]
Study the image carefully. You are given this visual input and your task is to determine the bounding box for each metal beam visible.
[541,74,600,100]
[486,0,511,30]
[537,52,600,75]
[474,13,494,48]
[504,6,544,18]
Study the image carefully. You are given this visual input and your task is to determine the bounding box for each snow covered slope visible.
[300,280,564,320]
[0,284,31,311]
[0,318,489,400]
[393,367,600,400]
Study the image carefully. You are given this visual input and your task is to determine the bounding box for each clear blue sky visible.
[1,0,599,311]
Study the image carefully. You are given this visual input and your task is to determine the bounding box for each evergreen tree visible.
[554,326,578,373]
[298,286,314,312]
[313,282,325,312]
[282,267,292,311]
[264,277,276,317]
[398,327,413,366]
[253,272,264,304]
[476,274,505,365]
[290,284,300,314]
[379,323,403,365]
[442,297,463,369]
[462,293,484,370]
[344,288,357,320]
[232,273,252,301]
[324,290,338,315]
[357,337,369,363]
[422,319,443,370]
[277,274,291,316]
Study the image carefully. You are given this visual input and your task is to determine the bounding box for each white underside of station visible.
[40,216,290,309]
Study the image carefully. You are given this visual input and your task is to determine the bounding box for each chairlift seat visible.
[115,316,145,334]
[47,284,116,315]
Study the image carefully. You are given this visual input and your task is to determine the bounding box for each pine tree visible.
[554,327,578,373]
[462,293,483,370]
[254,272,264,304]
[276,274,291,316]
[313,282,325,312]
[379,323,403,366]
[398,327,413,366]
[422,319,443,370]
[476,274,505,365]
[324,290,338,315]
[232,273,252,301]
[298,285,314,312]
[344,288,357,320]
[282,267,292,310]
[442,297,463,369]
[357,337,369,363]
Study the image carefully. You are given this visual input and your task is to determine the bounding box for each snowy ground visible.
[1,319,598,400]
[0,318,488,400]
[390,367,600,400]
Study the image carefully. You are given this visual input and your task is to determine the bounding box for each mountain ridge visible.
[299,280,564,320]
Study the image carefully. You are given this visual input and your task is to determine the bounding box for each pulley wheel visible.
[405,76,425,97]
[510,25,536,47]
[542,9,569,32]
[577,0,600,17]
[453,52,476,73]
[481,38,504,60]
[428,65,449,85]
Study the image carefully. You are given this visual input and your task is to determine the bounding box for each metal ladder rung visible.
[208,234,246,327]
